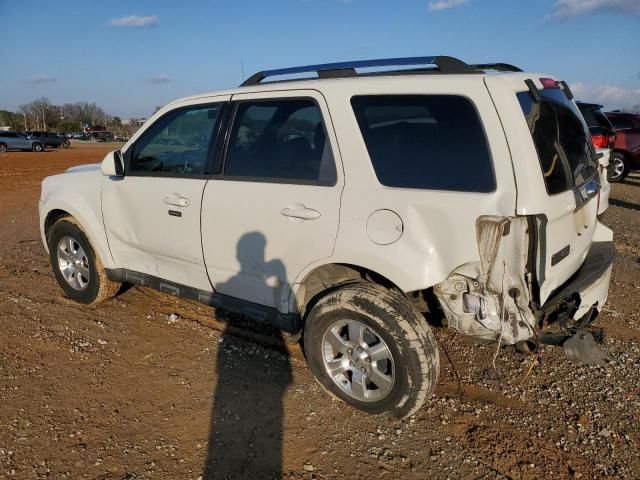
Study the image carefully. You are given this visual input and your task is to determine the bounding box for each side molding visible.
[105,268,301,333]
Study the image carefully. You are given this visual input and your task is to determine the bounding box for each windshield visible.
[518,89,597,195]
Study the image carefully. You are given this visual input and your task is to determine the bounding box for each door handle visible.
[163,194,190,207]
[280,204,321,221]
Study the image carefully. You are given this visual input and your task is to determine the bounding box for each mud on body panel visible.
[434,216,536,345]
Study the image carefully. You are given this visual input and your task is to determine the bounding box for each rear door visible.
[485,76,601,304]
[200,90,343,311]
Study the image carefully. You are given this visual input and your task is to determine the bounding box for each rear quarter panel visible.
[299,75,517,293]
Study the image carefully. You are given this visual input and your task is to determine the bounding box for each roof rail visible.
[241,55,475,86]
[471,63,522,72]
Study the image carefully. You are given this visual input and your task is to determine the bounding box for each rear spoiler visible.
[524,78,574,103]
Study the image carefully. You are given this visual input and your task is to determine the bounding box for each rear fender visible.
[434,216,536,345]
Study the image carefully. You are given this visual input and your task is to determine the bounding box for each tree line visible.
[0,97,129,133]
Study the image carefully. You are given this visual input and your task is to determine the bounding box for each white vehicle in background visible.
[39,56,613,417]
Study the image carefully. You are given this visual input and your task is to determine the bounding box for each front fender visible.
[39,181,115,269]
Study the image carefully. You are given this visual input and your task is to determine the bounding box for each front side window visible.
[519,90,597,195]
[351,95,495,192]
[129,104,222,176]
[224,99,336,184]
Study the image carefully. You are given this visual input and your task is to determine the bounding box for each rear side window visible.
[224,99,336,184]
[519,90,597,195]
[350,95,495,192]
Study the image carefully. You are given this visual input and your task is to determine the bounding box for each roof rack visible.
[470,63,522,72]
[241,55,477,86]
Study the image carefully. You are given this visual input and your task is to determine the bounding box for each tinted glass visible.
[609,116,633,130]
[578,106,599,128]
[351,95,495,192]
[224,99,336,184]
[130,105,221,176]
[593,111,613,130]
[519,90,597,195]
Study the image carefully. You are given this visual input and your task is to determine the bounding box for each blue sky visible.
[1,0,639,118]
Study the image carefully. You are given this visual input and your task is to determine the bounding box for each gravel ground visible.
[0,145,639,479]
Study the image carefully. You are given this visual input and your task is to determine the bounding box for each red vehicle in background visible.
[605,111,640,182]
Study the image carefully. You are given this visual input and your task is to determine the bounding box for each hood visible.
[65,163,101,174]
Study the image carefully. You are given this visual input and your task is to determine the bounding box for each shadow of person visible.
[203,232,293,480]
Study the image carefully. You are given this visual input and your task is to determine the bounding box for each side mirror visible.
[100,150,124,177]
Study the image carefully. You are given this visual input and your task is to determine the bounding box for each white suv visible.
[39,56,614,417]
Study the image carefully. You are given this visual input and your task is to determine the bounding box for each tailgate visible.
[484,75,601,304]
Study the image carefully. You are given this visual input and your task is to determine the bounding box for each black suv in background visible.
[25,131,70,149]
[576,102,620,181]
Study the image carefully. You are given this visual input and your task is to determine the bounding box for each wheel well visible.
[296,263,402,317]
[613,149,631,162]
[44,209,71,243]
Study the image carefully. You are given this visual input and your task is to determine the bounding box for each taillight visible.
[591,134,608,149]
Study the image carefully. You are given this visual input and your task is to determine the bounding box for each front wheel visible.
[304,283,439,418]
[608,152,630,182]
[48,217,120,304]
[0,143,7,153]
[32,142,43,152]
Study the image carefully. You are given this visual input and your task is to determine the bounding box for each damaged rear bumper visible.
[434,216,614,346]
[537,240,614,328]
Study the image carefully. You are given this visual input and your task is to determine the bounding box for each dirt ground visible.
[1,143,639,479]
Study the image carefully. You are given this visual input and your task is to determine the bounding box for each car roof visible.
[162,55,540,106]
[167,69,539,108]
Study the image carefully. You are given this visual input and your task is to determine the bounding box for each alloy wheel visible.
[57,235,90,290]
[321,319,395,402]
[609,156,625,181]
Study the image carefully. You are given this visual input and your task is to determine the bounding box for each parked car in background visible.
[25,131,70,149]
[0,131,45,152]
[576,102,612,213]
[605,110,640,182]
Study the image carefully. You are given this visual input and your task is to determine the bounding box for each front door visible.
[201,91,343,311]
[102,99,228,291]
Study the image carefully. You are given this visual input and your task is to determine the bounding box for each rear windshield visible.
[351,95,495,192]
[518,89,597,195]
[577,104,614,131]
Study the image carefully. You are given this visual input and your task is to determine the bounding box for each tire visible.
[48,217,120,305]
[303,282,439,418]
[608,152,630,183]
[62,140,70,149]
[32,142,43,152]
[0,143,7,153]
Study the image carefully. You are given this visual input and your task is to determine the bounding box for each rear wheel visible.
[0,143,7,153]
[608,152,630,182]
[32,142,43,152]
[48,217,120,304]
[304,283,439,418]
[62,140,70,149]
